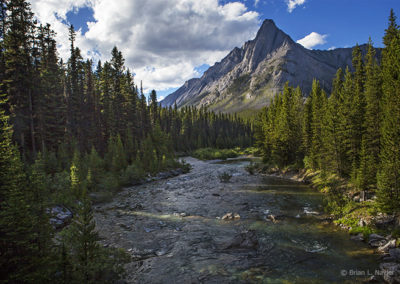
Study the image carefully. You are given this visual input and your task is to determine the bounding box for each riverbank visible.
[250,163,400,283]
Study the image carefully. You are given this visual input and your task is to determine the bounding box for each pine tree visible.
[69,192,101,282]
[309,80,327,170]
[3,0,36,156]
[357,40,382,192]
[338,67,354,176]
[149,89,158,126]
[0,93,52,282]
[349,45,366,180]
[324,68,345,175]
[377,11,400,213]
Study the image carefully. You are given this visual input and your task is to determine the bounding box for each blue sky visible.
[32,0,399,100]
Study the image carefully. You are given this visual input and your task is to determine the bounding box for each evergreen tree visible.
[377,11,400,212]
[3,0,36,156]
[357,40,382,191]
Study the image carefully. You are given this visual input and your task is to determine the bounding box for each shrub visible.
[193,148,239,160]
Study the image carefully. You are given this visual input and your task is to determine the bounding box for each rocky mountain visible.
[161,19,368,113]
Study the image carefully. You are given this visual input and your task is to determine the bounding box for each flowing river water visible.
[94,157,378,283]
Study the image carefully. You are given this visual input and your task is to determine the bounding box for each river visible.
[94,157,378,283]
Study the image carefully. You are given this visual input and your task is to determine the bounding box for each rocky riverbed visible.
[94,157,380,283]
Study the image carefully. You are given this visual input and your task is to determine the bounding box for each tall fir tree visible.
[377,11,400,213]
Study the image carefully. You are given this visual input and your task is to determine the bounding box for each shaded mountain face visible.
[161,20,362,113]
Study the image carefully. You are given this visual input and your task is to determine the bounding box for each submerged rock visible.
[351,233,364,242]
[224,230,258,250]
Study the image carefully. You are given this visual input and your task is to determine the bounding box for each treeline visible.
[0,0,251,282]
[255,10,400,214]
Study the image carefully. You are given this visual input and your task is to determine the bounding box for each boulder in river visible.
[369,234,387,247]
[224,230,258,250]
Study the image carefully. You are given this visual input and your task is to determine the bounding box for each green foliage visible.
[97,173,120,193]
[192,147,239,160]
[376,15,400,213]
[120,163,145,186]
[258,83,303,168]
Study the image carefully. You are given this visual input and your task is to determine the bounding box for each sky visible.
[30,0,399,100]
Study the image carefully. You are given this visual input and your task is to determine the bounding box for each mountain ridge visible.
[161,19,368,112]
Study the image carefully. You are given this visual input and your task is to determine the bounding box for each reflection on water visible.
[95,158,378,283]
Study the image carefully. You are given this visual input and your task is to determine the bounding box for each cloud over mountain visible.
[297,32,327,49]
[31,0,260,92]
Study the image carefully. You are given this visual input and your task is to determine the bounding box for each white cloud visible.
[31,0,260,93]
[286,0,306,13]
[296,32,327,49]
[328,46,336,51]
[254,0,260,7]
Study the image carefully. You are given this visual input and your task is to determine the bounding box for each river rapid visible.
[94,157,378,283]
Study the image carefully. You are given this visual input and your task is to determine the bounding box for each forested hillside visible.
[255,10,400,216]
[0,0,251,282]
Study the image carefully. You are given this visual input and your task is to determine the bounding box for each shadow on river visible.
[94,157,378,283]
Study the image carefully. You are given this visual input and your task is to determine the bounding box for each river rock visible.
[266,214,277,223]
[221,212,240,220]
[378,240,397,253]
[375,213,395,228]
[48,206,73,229]
[224,230,258,250]
[379,262,400,283]
[389,248,400,262]
[369,234,387,247]
[350,233,364,242]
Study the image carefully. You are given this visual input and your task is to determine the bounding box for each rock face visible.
[161,19,375,113]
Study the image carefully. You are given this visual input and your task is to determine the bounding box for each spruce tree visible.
[357,40,382,192]
[377,11,400,213]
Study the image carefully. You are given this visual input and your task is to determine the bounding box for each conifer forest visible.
[1,0,400,283]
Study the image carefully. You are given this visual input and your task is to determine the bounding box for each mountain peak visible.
[161,20,358,113]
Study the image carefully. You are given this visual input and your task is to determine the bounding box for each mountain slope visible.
[161,20,363,113]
